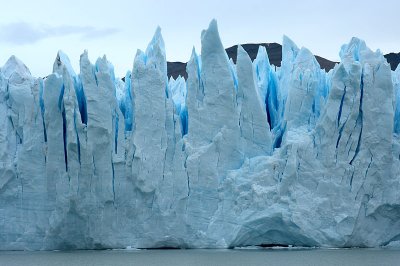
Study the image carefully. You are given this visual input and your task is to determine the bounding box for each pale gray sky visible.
[0,0,398,77]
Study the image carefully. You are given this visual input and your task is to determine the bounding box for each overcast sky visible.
[0,0,398,77]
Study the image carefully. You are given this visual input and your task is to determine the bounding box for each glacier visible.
[0,19,400,250]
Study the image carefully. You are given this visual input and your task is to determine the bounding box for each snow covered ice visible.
[0,20,400,250]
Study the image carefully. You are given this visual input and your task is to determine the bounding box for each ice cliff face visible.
[1,20,400,250]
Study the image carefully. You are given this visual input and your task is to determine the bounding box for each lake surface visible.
[1,248,400,266]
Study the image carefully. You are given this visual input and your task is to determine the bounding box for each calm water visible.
[1,248,400,266]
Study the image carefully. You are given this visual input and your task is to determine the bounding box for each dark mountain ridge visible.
[167,43,399,79]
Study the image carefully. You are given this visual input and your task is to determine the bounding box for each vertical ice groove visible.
[394,65,400,133]
[62,105,68,172]
[114,110,118,154]
[73,109,81,165]
[111,159,115,203]
[38,79,47,142]
[349,73,363,165]
[185,162,191,197]
[335,85,348,150]
[168,75,188,136]
[228,58,238,91]
[253,45,280,130]
[337,86,347,127]
[122,70,133,132]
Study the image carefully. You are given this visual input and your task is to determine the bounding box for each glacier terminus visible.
[0,20,400,250]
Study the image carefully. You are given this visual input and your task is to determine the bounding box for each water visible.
[1,248,400,266]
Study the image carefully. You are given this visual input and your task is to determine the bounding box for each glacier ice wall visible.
[0,20,400,250]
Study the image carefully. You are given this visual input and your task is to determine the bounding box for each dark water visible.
[1,248,400,266]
